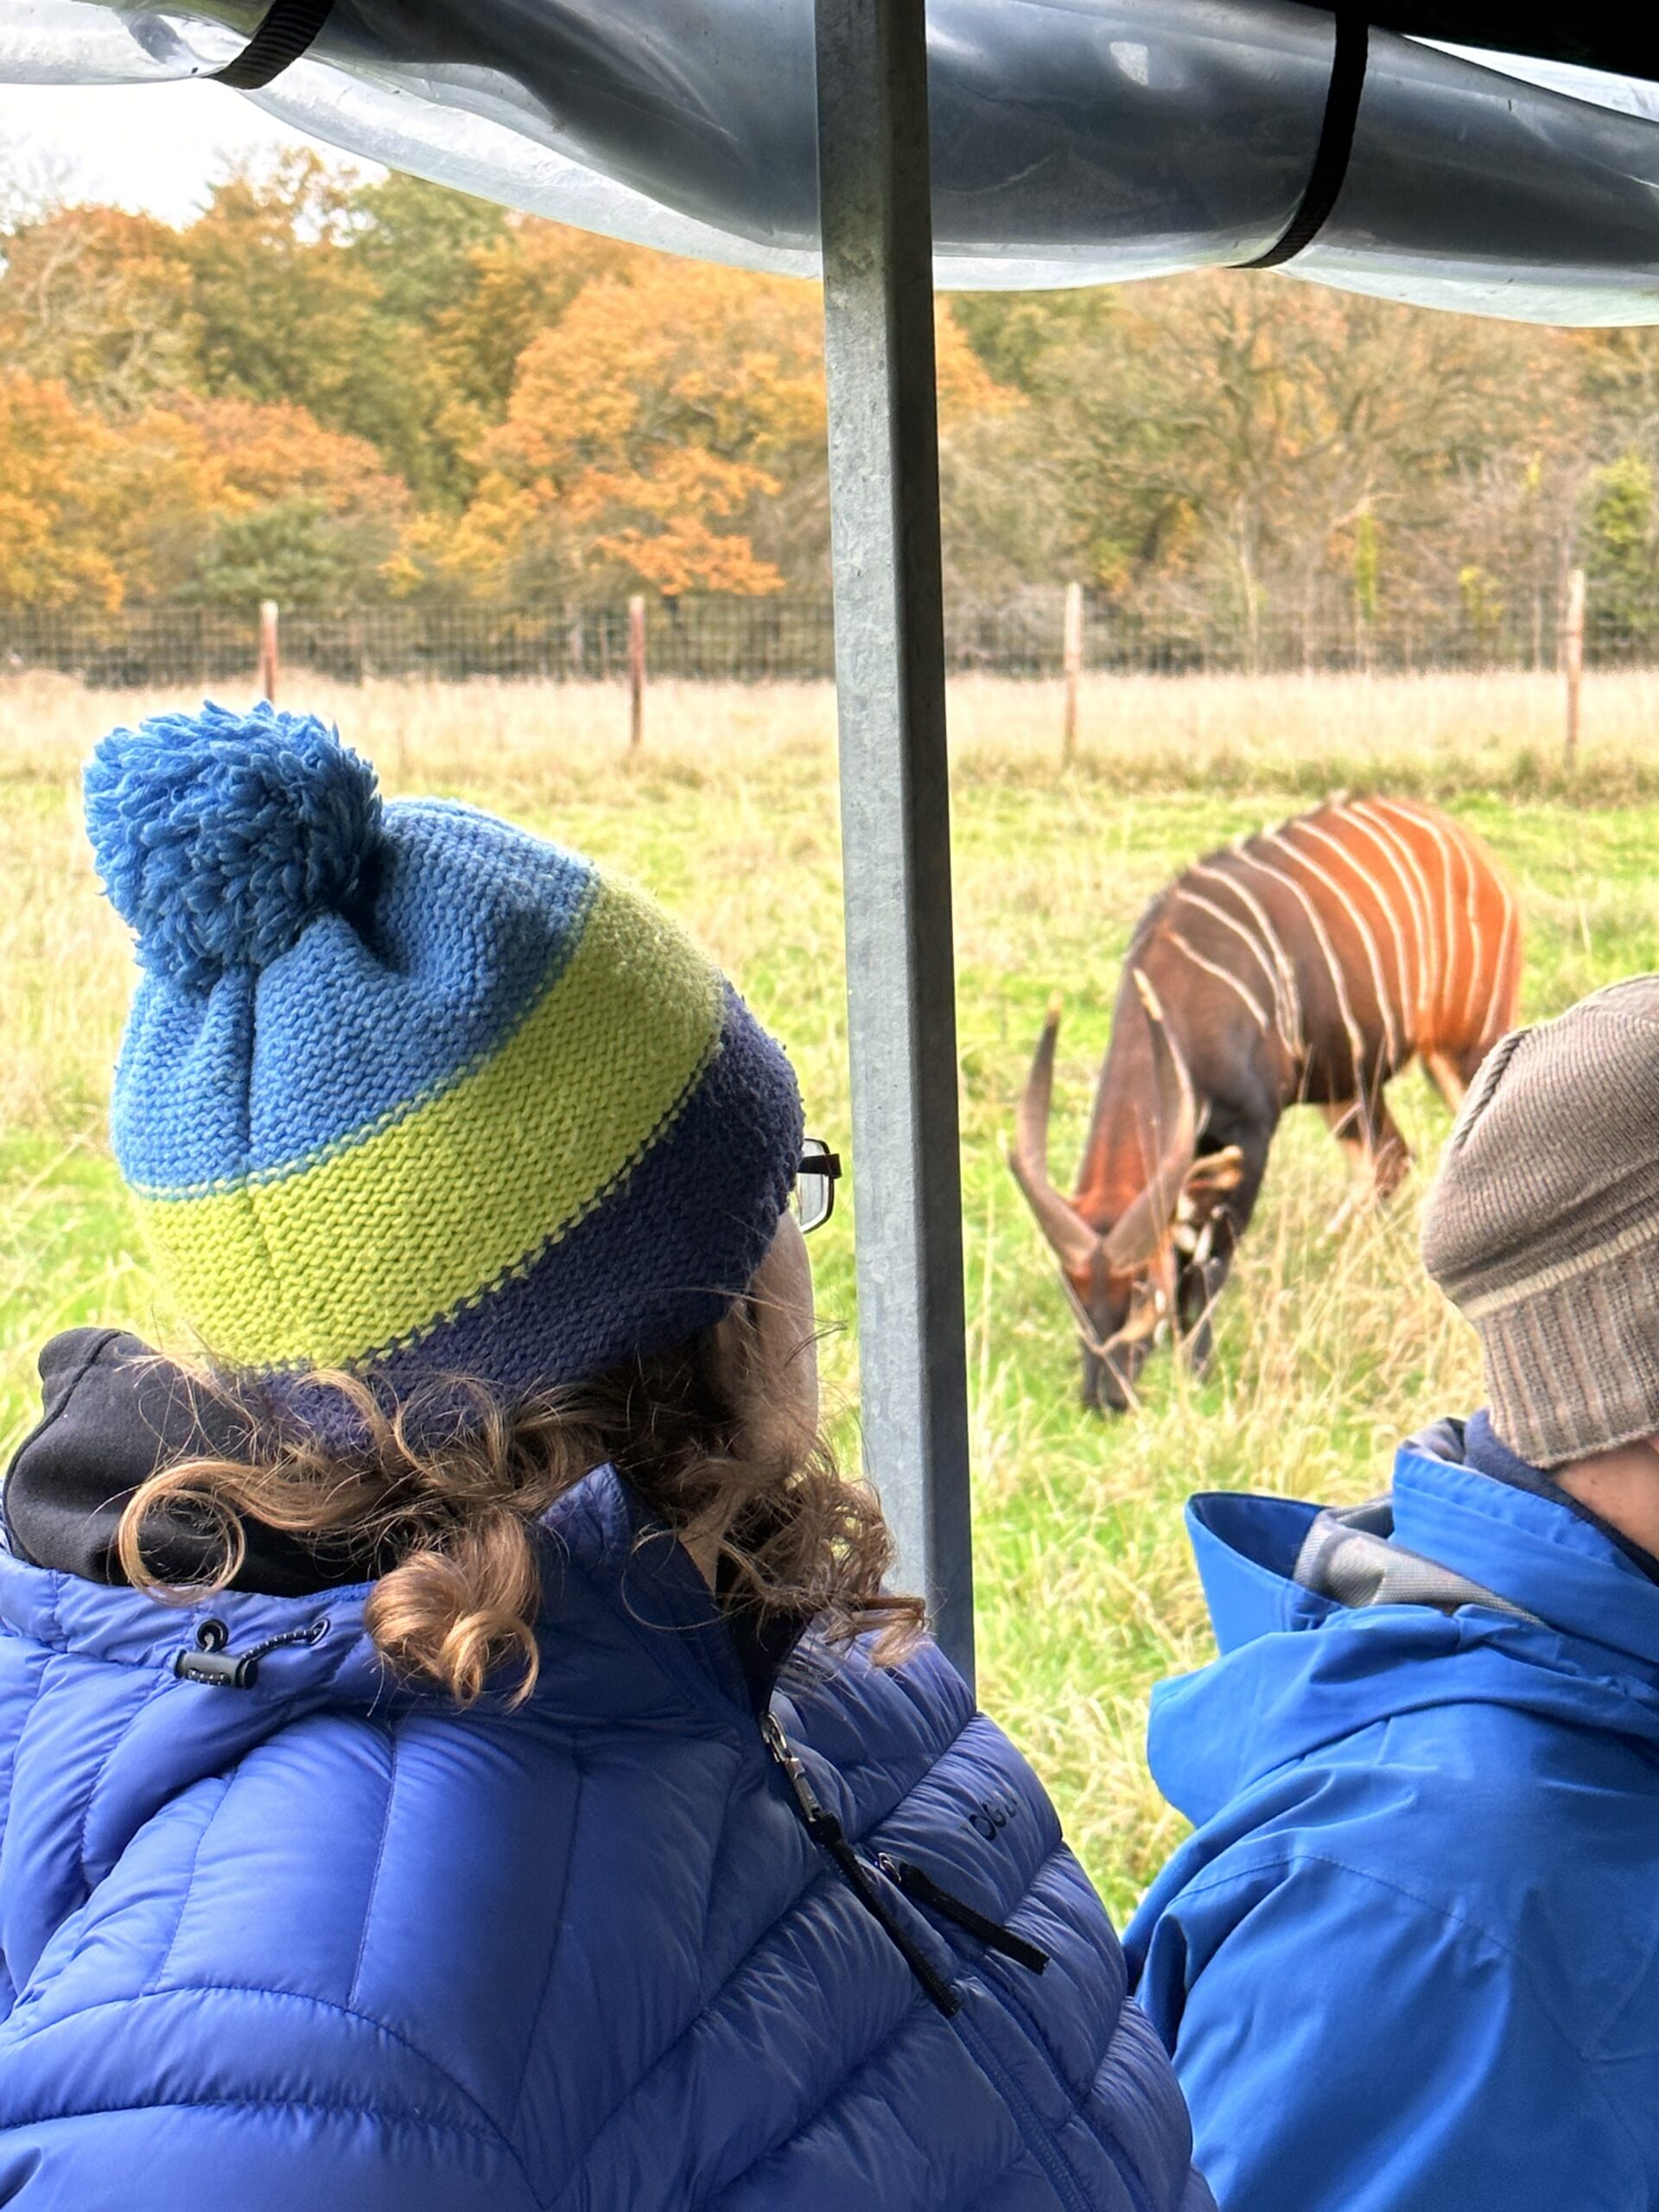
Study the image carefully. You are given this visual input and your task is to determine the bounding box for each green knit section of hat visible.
[133,873,723,1372]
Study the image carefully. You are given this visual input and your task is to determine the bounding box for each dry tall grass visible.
[7,661,1656,792]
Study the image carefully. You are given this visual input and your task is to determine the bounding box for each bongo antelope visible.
[1009,796,1522,1410]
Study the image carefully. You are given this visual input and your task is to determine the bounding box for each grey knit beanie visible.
[1423,977,1659,1469]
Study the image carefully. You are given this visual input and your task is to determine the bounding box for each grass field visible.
[3,665,1657,1919]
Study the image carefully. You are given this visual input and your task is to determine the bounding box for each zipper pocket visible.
[762,1712,960,2017]
[764,1717,1118,2212]
[876,1853,1050,1974]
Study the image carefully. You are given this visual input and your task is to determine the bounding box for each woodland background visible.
[10,153,1659,652]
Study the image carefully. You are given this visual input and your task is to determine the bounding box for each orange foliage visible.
[110,397,410,601]
[0,374,125,607]
[448,262,818,596]
[139,394,409,521]
[432,220,639,425]
[0,380,410,607]
[0,175,1014,607]
[441,257,1004,599]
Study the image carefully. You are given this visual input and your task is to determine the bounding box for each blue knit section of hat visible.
[111,798,595,1192]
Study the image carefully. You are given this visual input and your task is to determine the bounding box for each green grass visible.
[4,668,1657,1918]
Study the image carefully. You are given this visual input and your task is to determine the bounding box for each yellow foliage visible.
[595,515,785,597]
[0,366,411,609]
[139,395,409,520]
[454,261,820,596]
[0,206,198,413]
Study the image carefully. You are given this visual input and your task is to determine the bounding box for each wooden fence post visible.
[1061,580,1083,766]
[257,600,279,704]
[1563,566,1586,772]
[627,594,647,752]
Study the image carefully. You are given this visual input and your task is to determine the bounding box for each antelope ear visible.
[1184,1145,1245,1198]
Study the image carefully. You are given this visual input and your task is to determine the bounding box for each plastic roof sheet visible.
[5,0,1659,321]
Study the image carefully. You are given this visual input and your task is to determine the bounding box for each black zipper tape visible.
[877,1854,1050,1974]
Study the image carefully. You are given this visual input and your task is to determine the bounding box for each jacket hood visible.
[0,1459,755,1994]
[1149,1425,1659,1827]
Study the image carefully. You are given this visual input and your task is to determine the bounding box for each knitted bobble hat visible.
[85,702,803,1413]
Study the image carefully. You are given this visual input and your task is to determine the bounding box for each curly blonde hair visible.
[116,1314,924,1705]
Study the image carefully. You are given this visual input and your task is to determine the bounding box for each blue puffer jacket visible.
[0,1461,1211,2211]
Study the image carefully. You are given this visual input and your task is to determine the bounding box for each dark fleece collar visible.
[3,1330,383,1595]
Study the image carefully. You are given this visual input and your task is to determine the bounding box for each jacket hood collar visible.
[1154,1426,1659,1826]
[0,1458,749,1713]
[1389,1429,1659,1666]
[1189,1425,1659,1672]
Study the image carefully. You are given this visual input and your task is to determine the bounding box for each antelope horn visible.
[1007,996,1101,1274]
[1101,969,1199,1273]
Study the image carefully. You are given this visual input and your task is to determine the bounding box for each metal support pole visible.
[627,594,647,752]
[815,0,975,1685]
[257,599,279,705]
[1563,564,1586,772]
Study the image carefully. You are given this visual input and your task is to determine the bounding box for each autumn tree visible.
[430,255,1002,602]
[122,395,410,605]
[0,373,126,605]
[5,153,1658,627]
[427,219,636,438]
[0,205,197,414]
[175,153,460,500]
[426,260,810,599]
[948,271,1584,651]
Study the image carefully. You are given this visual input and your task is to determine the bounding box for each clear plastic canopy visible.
[5,0,1659,321]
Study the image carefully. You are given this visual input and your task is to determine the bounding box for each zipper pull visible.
[175,1615,330,1689]
[878,1854,1050,1974]
[763,1713,960,2018]
[761,1711,842,1847]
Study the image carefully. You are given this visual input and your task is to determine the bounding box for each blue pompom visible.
[84,702,383,992]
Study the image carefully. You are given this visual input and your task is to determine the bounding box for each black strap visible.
[212,0,335,89]
[1241,8,1369,270]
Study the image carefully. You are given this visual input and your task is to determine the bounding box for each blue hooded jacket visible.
[0,1453,1211,2211]
[1126,1425,1659,2212]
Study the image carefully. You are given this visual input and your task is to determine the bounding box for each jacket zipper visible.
[954,2008,1099,2212]
[762,1711,960,2015]
[174,1614,331,1688]
[763,1716,1054,2001]
[765,1712,1099,2212]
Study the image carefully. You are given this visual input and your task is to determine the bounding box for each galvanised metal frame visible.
[813,0,976,1684]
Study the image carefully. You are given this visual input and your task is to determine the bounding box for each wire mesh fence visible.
[3,579,1656,690]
